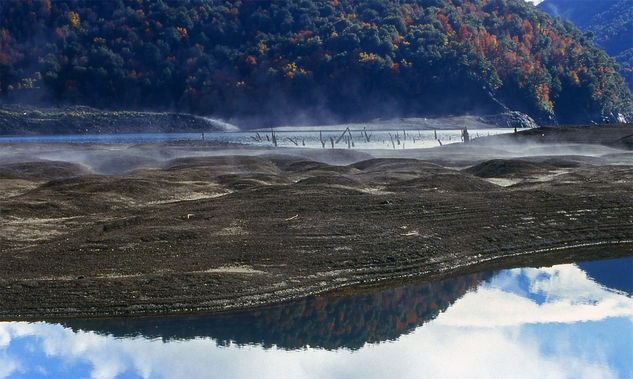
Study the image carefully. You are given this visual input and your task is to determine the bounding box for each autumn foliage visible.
[0,0,630,125]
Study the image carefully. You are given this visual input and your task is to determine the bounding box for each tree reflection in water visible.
[65,272,493,350]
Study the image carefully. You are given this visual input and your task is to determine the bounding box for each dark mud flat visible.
[1,125,632,320]
[0,105,223,135]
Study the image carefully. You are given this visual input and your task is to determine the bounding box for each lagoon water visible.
[0,128,518,149]
[0,257,631,378]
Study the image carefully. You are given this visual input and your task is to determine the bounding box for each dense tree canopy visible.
[0,0,631,126]
[539,0,633,93]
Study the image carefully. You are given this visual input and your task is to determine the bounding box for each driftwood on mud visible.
[363,127,371,142]
[388,133,396,149]
[336,127,352,144]
[271,128,277,147]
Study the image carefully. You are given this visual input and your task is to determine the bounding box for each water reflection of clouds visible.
[0,262,631,379]
[437,265,633,327]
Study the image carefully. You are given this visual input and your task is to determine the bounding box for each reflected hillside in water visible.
[65,272,493,350]
[63,257,632,351]
[1,257,631,379]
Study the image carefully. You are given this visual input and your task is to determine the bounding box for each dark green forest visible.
[0,0,631,126]
[539,0,633,93]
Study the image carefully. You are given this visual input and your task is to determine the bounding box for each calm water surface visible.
[0,128,518,149]
[1,257,631,378]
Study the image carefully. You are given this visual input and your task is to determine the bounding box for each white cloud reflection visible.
[437,265,633,327]
[0,353,20,379]
[0,262,631,379]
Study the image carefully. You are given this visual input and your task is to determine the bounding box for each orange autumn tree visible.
[0,0,629,125]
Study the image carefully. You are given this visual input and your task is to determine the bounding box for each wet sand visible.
[1,125,632,320]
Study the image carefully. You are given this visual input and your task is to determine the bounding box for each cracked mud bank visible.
[1,125,632,320]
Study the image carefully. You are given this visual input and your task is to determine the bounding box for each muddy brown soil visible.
[1,125,632,320]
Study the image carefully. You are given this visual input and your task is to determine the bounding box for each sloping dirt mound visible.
[22,177,184,214]
[86,154,162,174]
[464,159,558,178]
[166,155,280,173]
[351,158,441,172]
[386,172,500,192]
[294,175,361,187]
[215,173,287,189]
[133,155,285,183]
[351,158,447,186]
[610,133,633,150]
[284,160,355,174]
[0,161,92,180]
[40,176,172,197]
[554,166,633,186]
[537,158,584,168]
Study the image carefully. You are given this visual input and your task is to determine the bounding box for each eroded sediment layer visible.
[1,126,632,320]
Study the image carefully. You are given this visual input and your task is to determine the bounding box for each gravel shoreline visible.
[1,125,632,320]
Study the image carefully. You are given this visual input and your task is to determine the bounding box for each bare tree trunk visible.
[363,127,371,142]
[336,127,351,144]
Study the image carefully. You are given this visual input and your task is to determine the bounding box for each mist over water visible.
[0,128,511,149]
[1,126,631,175]
[199,117,240,132]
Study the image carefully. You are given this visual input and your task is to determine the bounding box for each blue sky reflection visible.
[1,260,631,379]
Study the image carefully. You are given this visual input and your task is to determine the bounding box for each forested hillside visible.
[539,0,633,92]
[0,0,631,126]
